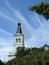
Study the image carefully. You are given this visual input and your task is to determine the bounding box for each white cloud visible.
[0,11,16,24]
[5,0,34,34]
[0,28,13,36]
[0,37,14,46]
[5,0,14,12]
[0,47,13,62]
[25,20,49,47]
[33,13,43,26]
[0,37,14,62]
[0,38,7,46]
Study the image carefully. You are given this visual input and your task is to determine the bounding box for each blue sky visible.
[0,0,49,62]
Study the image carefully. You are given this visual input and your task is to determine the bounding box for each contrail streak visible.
[0,28,13,36]
[0,11,16,24]
[33,13,43,26]
[5,0,34,33]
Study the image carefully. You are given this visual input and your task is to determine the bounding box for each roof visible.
[16,23,22,34]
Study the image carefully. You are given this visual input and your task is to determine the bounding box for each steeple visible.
[16,23,22,34]
[8,22,24,61]
[14,23,24,47]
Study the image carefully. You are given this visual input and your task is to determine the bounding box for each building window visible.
[16,39,18,43]
[19,38,21,43]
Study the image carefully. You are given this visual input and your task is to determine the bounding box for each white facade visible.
[14,34,24,46]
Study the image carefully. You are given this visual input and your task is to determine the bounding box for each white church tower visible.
[8,23,24,60]
[14,23,24,47]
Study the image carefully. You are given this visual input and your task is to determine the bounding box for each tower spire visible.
[14,23,24,47]
[16,23,22,34]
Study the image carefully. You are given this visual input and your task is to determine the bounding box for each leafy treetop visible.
[5,44,49,65]
[29,1,49,20]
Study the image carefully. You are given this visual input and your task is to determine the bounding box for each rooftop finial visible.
[18,23,21,25]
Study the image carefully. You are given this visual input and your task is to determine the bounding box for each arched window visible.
[19,38,21,42]
[16,39,18,43]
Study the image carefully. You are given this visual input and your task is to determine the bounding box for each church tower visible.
[8,23,24,60]
[14,23,24,47]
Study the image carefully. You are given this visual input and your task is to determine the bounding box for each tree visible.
[0,60,5,65]
[15,47,25,58]
[6,45,49,65]
[29,1,49,20]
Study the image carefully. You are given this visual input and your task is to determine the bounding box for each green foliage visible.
[5,44,49,65]
[0,60,5,65]
[29,1,49,20]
